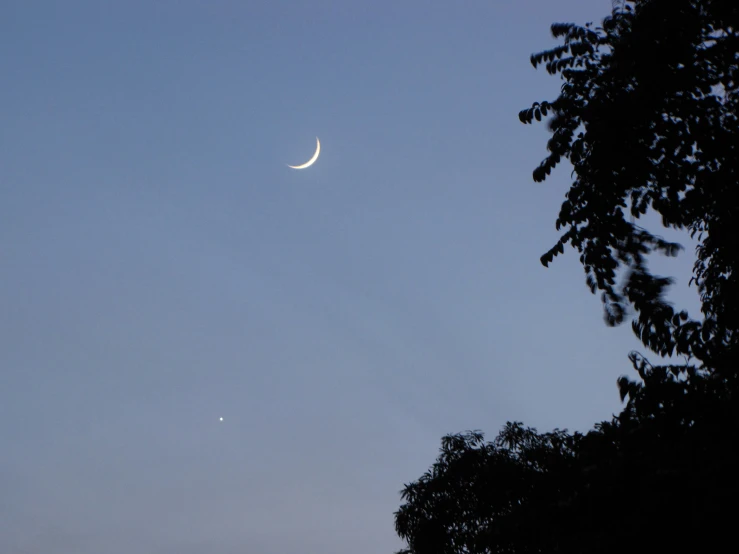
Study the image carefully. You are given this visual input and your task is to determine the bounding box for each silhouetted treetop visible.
[394,6,739,554]
[395,403,739,554]
[520,0,738,385]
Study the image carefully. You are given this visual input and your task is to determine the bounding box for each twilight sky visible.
[1,1,702,553]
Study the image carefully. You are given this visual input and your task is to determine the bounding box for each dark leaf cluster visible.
[395,382,739,553]
[521,0,739,381]
[395,2,739,553]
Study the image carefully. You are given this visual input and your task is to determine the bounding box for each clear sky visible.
[1,1,702,553]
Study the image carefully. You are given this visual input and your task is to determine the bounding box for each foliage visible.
[394,2,739,553]
[395,423,579,554]
[395,398,739,553]
[519,0,739,385]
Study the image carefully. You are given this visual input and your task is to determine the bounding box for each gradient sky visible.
[1,1,703,553]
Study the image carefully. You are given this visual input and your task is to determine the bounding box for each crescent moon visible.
[288,137,320,169]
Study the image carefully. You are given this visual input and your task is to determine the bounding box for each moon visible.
[288,137,320,169]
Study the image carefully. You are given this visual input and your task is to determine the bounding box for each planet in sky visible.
[219,417,224,422]
[288,137,320,169]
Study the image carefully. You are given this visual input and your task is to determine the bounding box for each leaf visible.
[540,250,554,267]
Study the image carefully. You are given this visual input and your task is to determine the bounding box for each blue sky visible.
[1,1,702,553]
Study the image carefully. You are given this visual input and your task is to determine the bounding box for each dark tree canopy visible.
[519,0,738,386]
[395,2,739,553]
[395,402,739,554]
[395,424,579,554]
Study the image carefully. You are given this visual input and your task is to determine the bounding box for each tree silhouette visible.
[395,403,738,553]
[395,424,579,554]
[395,1,739,552]
[519,0,738,390]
